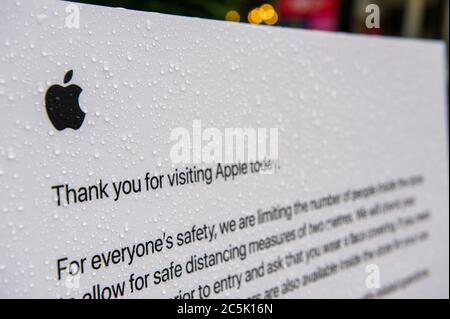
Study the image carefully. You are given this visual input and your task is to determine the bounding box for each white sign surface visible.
[0,0,448,298]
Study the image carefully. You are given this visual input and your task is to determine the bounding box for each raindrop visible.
[7,150,16,160]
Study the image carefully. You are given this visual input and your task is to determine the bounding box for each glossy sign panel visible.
[0,0,448,298]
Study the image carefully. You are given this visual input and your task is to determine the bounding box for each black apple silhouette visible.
[45,70,85,131]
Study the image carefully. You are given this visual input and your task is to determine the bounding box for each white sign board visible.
[0,0,448,298]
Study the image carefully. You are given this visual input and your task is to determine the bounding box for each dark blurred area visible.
[70,0,448,44]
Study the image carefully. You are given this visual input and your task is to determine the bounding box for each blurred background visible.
[71,0,448,45]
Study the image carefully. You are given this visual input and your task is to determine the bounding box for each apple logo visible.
[45,70,85,131]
